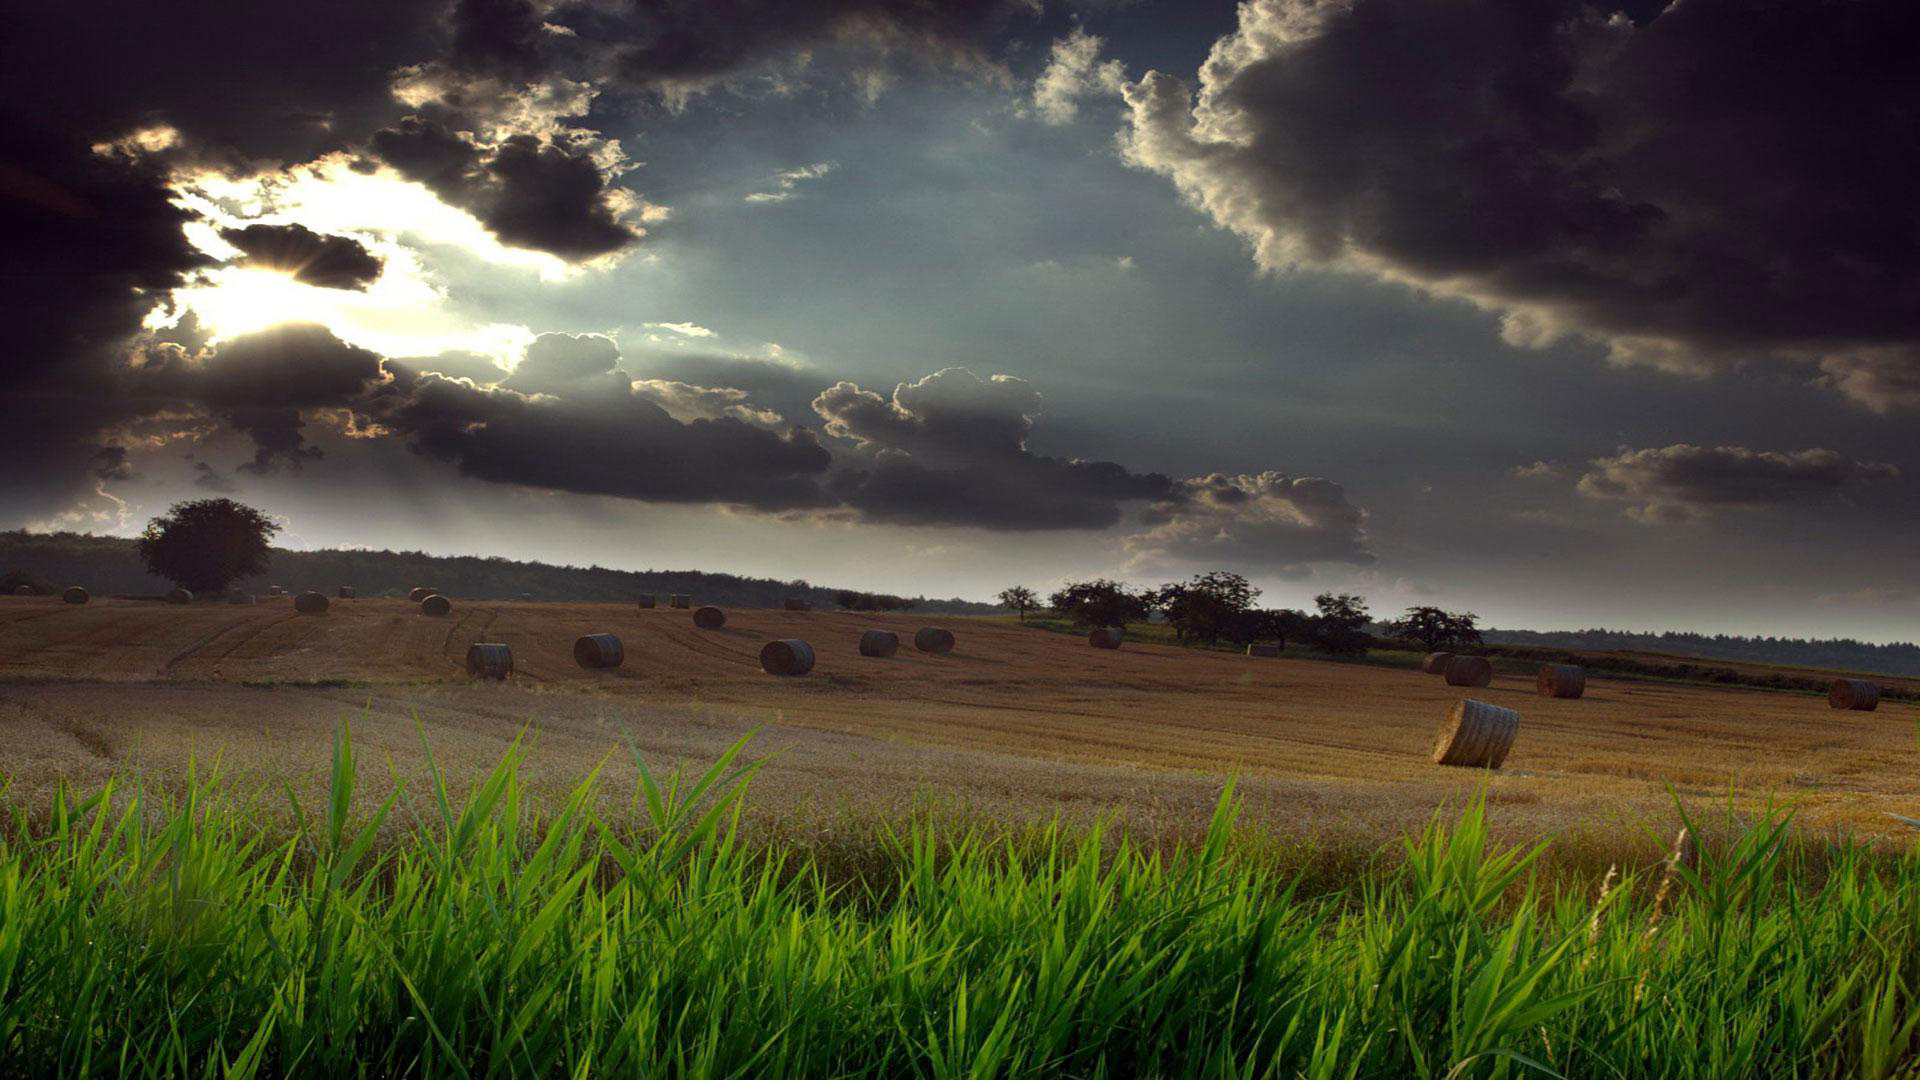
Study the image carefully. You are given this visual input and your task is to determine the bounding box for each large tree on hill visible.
[137,498,280,593]
[1383,606,1483,652]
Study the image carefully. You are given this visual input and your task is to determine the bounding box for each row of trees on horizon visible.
[6,499,1916,676]
[997,574,1485,658]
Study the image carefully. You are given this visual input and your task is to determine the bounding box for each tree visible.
[137,499,281,594]
[1048,578,1150,628]
[1226,607,1304,647]
[996,586,1039,621]
[1152,571,1259,645]
[1309,592,1372,655]
[1383,606,1484,651]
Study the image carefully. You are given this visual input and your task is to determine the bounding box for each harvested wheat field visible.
[1,594,1915,847]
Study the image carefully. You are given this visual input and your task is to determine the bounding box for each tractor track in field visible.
[197,611,306,665]
[164,611,280,672]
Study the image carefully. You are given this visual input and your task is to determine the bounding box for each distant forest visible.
[0,531,996,615]
[1482,627,1920,678]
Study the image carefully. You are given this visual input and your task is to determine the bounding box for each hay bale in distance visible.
[293,592,330,615]
[1422,652,1454,675]
[1247,643,1282,658]
[1432,699,1520,768]
[466,643,513,679]
[859,629,900,658]
[637,595,656,609]
[1443,655,1493,688]
[1089,627,1123,650]
[419,594,452,617]
[760,639,816,676]
[408,587,433,603]
[62,586,88,605]
[1829,678,1880,712]
[1537,663,1586,699]
[337,586,355,599]
[670,594,691,609]
[913,627,956,654]
[573,633,624,669]
[166,588,192,605]
[693,605,727,629]
[11,585,31,596]
[783,598,811,611]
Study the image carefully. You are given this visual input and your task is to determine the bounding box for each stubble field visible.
[2,594,1914,849]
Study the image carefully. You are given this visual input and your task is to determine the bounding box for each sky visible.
[1,0,1916,640]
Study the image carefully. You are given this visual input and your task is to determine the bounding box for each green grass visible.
[2,725,1918,1078]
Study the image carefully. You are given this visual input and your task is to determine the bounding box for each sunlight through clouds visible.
[181,157,575,280]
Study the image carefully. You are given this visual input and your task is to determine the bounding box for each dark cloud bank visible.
[1576,444,1900,525]
[1122,0,1920,411]
[220,224,385,290]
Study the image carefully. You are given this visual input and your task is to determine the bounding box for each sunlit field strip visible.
[1,724,1916,1078]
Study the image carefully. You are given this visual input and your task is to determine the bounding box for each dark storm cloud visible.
[0,119,214,518]
[135,324,390,473]
[0,0,447,165]
[368,117,640,261]
[375,371,836,512]
[388,350,511,386]
[542,0,1022,91]
[811,367,1176,529]
[193,462,239,493]
[220,223,385,290]
[1124,472,1373,577]
[1121,0,1920,410]
[1576,445,1901,524]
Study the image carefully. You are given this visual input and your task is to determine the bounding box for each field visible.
[7,595,1920,1076]
[3,593,1916,849]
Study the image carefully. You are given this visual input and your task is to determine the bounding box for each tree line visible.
[1000,574,1484,657]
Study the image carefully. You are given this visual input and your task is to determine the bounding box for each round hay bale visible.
[573,633,624,669]
[670,594,691,609]
[1829,678,1880,712]
[337,586,355,599]
[913,627,955,654]
[466,643,513,680]
[760,639,816,676]
[1246,643,1282,658]
[858,629,900,658]
[1443,655,1493,688]
[1432,699,1520,768]
[1089,627,1123,650]
[226,592,257,604]
[637,595,656,609]
[11,584,32,596]
[293,591,330,615]
[62,586,88,605]
[693,605,727,629]
[1422,652,1454,675]
[1537,663,1586,699]
[166,588,193,605]
[408,586,434,603]
[783,598,811,611]
[419,594,451,617]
